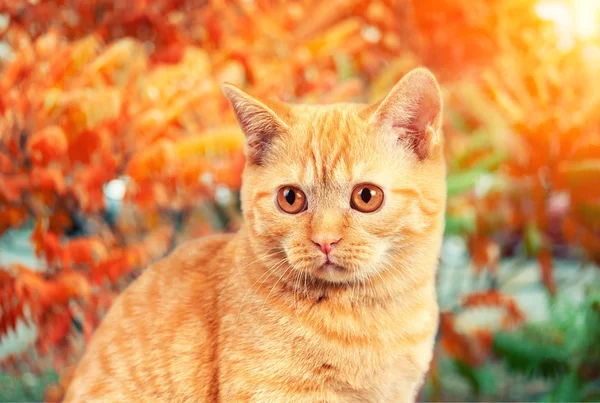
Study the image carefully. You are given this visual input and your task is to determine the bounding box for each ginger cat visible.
[64,67,446,403]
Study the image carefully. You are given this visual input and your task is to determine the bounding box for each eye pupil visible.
[285,189,296,205]
[360,188,372,203]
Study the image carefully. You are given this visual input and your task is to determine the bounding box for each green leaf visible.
[447,170,484,197]
[524,222,544,256]
[542,372,583,402]
[583,393,600,402]
[454,130,495,164]
[493,331,570,379]
[333,53,356,81]
[0,370,59,402]
[445,211,477,235]
[470,152,506,172]
[448,111,471,134]
[454,360,496,396]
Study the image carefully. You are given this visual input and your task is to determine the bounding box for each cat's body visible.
[65,68,446,403]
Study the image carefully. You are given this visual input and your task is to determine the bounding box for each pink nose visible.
[312,237,341,255]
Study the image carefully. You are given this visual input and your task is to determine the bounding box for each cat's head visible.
[223,68,446,284]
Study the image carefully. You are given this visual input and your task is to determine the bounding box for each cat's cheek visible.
[250,207,287,240]
[402,199,432,233]
[250,208,269,236]
[251,205,310,251]
[371,240,392,263]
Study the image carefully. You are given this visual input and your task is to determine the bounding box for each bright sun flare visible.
[536,0,600,47]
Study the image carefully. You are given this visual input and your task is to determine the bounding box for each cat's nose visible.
[312,237,341,255]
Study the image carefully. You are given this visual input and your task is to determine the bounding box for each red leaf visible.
[72,166,113,213]
[67,129,109,165]
[537,249,556,296]
[462,290,526,328]
[31,221,62,265]
[439,312,487,366]
[0,205,28,235]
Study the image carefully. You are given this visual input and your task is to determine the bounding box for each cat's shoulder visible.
[116,232,235,308]
[168,232,235,265]
[150,232,236,277]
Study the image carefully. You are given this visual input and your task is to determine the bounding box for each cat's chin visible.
[312,262,356,284]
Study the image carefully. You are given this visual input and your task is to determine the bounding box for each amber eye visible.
[351,184,384,213]
[277,186,307,214]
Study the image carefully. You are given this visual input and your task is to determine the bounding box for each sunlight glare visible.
[536,0,600,48]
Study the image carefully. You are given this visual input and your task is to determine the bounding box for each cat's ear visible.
[222,83,289,165]
[369,68,442,160]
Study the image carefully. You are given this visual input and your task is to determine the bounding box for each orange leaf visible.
[67,129,109,165]
[37,310,71,353]
[212,152,245,189]
[31,221,62,265]
[26,126,68,166]
[44,384,64,403]
[126,139,176,182]
[0,205,28,235]
[0,153,12,172]
[30,167,66,195]
[177,160,209,189]
[467,235,500,274]
[0,173,29,202]
[62,238,107,269]
[92,253,134,285]
[72,166,113,213]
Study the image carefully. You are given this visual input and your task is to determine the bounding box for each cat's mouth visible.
[313,261,351,283]
[322,262,344,271]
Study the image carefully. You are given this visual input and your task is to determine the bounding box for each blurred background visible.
[1,0,600,401]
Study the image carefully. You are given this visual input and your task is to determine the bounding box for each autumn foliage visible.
[1,0,600,400]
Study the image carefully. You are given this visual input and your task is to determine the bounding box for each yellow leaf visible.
[174,127,245,160]
[305,18,362,58]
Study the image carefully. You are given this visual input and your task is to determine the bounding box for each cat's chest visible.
[219,296,436,401]
[305,299,434,372]
[287,306,414,379]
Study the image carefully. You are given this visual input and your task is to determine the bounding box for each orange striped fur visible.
[65,68,446,402]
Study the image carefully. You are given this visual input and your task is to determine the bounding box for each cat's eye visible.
[351,184,384,213]
[277,186,307,214]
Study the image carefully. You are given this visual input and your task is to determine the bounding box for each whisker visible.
[303,269,308,300]
[292,267,301,314]
[234,257,288,332]
[260,262,296,316]
[377,260,401,313]
[223,249,286,290]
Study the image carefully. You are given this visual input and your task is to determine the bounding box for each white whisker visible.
[223,249,285,290]
[234,257,288,334]
[260,262,296,316]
